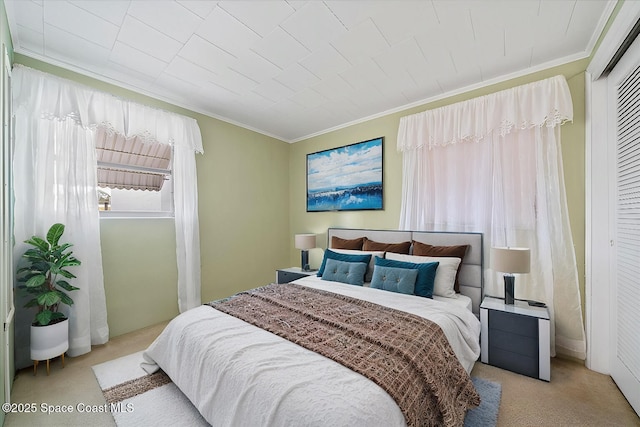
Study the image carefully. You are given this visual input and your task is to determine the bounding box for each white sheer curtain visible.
[397,75,586,359]
[12,65,203,368]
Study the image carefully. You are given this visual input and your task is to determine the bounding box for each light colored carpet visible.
[93,351,501,427]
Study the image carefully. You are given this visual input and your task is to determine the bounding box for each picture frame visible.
[307,137,383,212]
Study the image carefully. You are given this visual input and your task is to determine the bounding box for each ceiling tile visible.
[209,68,258,94]
[567,1,607,51]
[152,73,201,99]
[13,25,44,56]
[109,41,168,79]
[402,78,442,104]
[101,62,157,92]
[177,1,218,18]
[70,0,130,26]
[179,35,236,73]
[196,5,261,57]
[290,88,326,109]
[7,0,43,33]
[252,78,295,103]
[43,1,119,49]
[165,56,218,85]
[374,70,416,98]
[281,2,346,50]
[274,63,319,92]
[251,27,310,69]
[324,1,386,29]
[430,1,475,52]
[311,75,355,101]
[118,16,183,63]
[370,1,439,46]
[128,0,203,43]
[437,63,482,93]
[199,80,240,104]
[299,44,351,80]
[229,50,282,82]
[533,1,577,43]
[373,38,428,77]
[44,24,111,70]
[413,31,456,78]
[478,50,531,82]
[339,56,388,91]
[331,18,389,63]
[219,0,295,37]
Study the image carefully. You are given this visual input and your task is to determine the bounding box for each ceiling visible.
[4,0,614,143]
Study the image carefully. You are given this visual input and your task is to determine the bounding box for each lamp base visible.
[504,274,515,305]
[301,250,310,271]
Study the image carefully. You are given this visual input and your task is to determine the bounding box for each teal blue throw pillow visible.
[317,249,372,277]
[374,257,439,298]
[320,258,368,286]
[370,265,418,295]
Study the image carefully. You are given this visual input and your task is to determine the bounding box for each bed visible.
[142,228,484,427]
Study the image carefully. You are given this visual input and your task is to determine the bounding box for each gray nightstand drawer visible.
[489,310,538,337]
[489,346,539,379]
[489,328,538,357]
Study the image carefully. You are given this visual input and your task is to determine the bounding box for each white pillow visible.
[385,252,461,298]
[329,249,385,282]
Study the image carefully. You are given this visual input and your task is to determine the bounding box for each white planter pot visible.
[30,318,69,361]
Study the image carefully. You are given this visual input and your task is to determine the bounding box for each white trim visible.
[588,0,640,79]
[584,0,640,375]
[585,70,612,374]
[584,1,619,61]
[480,307,488,364]
[539,318,551,381]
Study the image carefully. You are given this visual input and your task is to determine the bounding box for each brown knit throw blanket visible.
[209,283,480,427]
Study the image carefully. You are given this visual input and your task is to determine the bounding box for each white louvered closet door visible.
[608,33,640,415]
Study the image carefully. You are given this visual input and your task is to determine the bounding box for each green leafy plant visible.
[17,223,80,326]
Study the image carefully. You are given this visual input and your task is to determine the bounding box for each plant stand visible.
[30,318,69,376]
[33,353,65,376]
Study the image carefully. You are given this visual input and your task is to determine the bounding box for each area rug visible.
[93,352,501,427]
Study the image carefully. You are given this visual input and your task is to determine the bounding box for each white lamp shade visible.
[491,247,530,274]
[295,234,316,250]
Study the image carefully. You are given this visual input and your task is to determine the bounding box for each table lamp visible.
[491,247,531,305]
[295,234,316,271]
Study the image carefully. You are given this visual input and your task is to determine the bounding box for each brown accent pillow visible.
[363,237,411,254]
[412,241,469,293]
[331,236,364,250]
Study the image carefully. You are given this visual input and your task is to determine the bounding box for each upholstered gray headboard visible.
[327,228,484,315]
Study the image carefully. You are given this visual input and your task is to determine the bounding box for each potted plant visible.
[16,223,80,372]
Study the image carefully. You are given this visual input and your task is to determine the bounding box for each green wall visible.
[290,60,589,313]
[14,54,291,337]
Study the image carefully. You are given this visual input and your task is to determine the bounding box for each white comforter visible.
[142,276,481,427]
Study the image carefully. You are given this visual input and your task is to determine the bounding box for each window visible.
[95,126,173,217]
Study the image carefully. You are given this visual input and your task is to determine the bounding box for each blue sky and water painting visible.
[307,137,383,211]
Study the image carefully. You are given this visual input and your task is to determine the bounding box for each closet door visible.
[608,34,640,415]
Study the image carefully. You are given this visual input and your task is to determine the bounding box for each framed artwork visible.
[307,137,383,212]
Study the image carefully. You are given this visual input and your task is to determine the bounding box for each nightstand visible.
[276,267,317,284]
[480,296,550,381]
